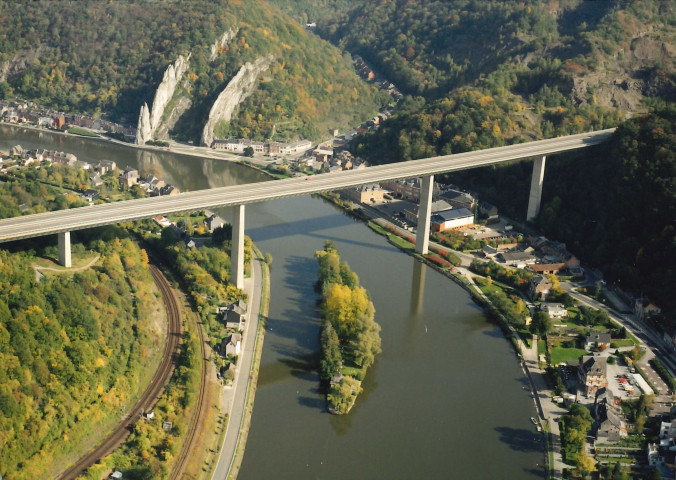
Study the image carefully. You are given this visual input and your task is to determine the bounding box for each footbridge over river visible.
[0,128,615,287]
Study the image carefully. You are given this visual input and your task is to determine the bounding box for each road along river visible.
[1,125,544,479]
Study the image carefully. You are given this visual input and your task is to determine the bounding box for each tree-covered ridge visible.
[320,0,675,100]
[351,85,625,162]
[450,105,676,322]
[0,0,383,141]
[0,238,163,479]
[316,0,674,162]
[264,0,358,24]
[315,241,381,414]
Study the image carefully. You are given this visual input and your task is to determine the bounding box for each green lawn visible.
[341,365,366,381]
[68,126,100,137]
[611,339,637,348]
[550,347,588,366]
[367,221,415,251]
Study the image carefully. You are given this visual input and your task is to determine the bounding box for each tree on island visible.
[315,242,382,414]
[327,376,362,415]
[320,321,342,380]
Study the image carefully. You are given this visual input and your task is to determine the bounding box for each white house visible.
[221,333,242,357]
[541,303,568,319]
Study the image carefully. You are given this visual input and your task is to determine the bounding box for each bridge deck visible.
[0,129,614,243]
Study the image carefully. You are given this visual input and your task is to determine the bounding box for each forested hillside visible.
[312,0,675,161]
[0,238,164,479]
[447,105,676,321]
[0,0,383,142]
[265,0,356,24]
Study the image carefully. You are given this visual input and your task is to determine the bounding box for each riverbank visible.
[210,247,270,480]
[0,121,250,165]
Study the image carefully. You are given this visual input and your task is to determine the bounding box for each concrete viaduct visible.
[0,129,615,288]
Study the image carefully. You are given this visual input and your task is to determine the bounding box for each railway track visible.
[56,264,182,480]
[169,307,208,480]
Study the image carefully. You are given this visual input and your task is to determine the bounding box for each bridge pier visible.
[58,231,72,268]
[526,155,546,222]
[415,175,434,255]
[231,205,245,289]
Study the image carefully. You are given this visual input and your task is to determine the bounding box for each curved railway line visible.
[169,309,208,480]
[57,264,182,480]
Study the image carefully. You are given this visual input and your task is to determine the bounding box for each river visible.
[1,125,544,479]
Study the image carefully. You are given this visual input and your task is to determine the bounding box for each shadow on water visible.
[273,347,318,382]
[523,467,546,478]
[247,213,391,254]
[495,426,542,453]
[262,255,320,343]
[298,395,327,412]
[246,212,348,242]
[482,327,510,339]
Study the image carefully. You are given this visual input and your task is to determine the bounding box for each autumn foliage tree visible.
[315,242,381,413]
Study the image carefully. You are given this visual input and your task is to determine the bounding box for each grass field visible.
[68,126,100,137]
[550,347,589,365]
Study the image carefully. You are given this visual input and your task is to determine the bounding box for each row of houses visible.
[114,165,180,196]
[352,56,403,100]
[0,100,135,136]
[305,148,368,174]
[215,299,249,385]
[7,144,82,169]
[211,138,312,155]
[480,233,580,275]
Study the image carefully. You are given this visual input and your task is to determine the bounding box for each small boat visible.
[530,417,537,425]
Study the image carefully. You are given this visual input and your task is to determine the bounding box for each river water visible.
[1,125,544,479]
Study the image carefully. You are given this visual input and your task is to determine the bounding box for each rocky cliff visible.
[135,54,191,144]
[135,103,151,145]
[200,55,274,147]
[209,27,238,62]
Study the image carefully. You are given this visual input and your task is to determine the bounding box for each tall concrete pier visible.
[415,175,434,255]
[527,155,546,222]
[58,231,72,268]
[231,204,245,289]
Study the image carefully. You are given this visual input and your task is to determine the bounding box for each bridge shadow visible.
[247,212,391,253]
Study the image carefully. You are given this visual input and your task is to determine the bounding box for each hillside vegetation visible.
[0,0,384,142]
[311,0,675,161]
[448,105,676,323]
[0,237,164,480]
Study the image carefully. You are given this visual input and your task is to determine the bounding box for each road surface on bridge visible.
[0,129,614,243]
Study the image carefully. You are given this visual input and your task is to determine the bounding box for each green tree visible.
[243,146,254,157]
[320,321,342,380]
[530,311,551,337]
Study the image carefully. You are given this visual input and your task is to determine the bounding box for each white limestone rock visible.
[149,54,191,133]
[201,55,273,147]
[135,103,151,145]
[135,54,191,144]
[209,27,238,62]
